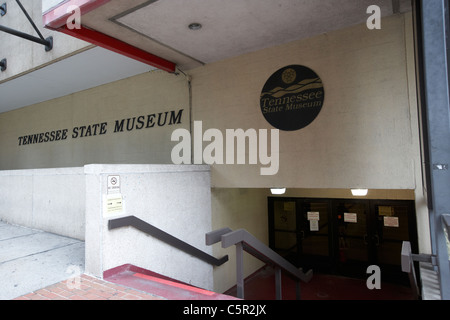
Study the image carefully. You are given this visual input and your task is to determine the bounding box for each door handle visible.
[374,234,380,246]
[363,234,368,245]
[364,234,380,245]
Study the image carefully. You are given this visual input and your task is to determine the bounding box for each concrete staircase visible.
[103,264,239,300]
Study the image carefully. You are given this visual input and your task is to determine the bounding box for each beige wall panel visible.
[210,188,269,293]
[0,71,190,169]
[190,14,420,190]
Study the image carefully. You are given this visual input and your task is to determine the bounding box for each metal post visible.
[420,0,450,300]
[15,0,45,41]
[0,0,52,51]
[236,242,244,299]
[275,267,282,300]
[296,280,301,300]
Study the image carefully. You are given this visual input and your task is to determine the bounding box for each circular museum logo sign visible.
[260,65,325,131]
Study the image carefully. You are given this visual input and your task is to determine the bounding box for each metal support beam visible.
[296,280,301,300]
[0,0,53,51]
[419,0,450,300]
[16,0,44,41]
[0,25,53,51]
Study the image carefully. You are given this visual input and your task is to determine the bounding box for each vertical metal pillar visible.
[420,0,450,300]
[275,267,282,300]
[236,242,245,299]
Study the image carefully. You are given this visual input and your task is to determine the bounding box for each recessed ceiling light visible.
[351,189,369,196]
[188,22,202,30]
[271,188,286,195]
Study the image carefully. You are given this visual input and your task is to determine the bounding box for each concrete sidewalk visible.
[0,221,85,300]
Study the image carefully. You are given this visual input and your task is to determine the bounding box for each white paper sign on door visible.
[384,216,399,228]
[344,212,358,223]
[307,212,320,221]
[310,220,319,231]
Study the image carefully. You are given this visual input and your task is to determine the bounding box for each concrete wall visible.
[0,167,85,239]
[0,164,215,289]
[190,13,421,191]
[0,13,421,191]
[210,188,269,293]
[0,14,420,191]
[84,164,214,290]
[0,70,190,169]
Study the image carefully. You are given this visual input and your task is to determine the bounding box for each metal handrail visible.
[401,241,421,300]
[206,228,313,300]
[108,215,228,266]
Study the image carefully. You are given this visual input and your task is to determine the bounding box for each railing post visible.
[221,228,312,299]
[275,267,282,300]
[296,280,301,300]
[236,242,244,299]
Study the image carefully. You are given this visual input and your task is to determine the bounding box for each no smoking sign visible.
[107,175,121,194]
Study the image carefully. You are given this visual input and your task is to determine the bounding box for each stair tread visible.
[104,266,239,300]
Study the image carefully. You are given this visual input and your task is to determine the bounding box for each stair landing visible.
[103,264,239,300]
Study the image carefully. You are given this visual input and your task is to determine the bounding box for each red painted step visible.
[103,264,240,300]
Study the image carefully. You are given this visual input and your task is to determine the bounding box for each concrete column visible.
[420,0,450,300]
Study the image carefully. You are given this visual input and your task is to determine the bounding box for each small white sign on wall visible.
[107,175,120,194]
[103,194,124,216]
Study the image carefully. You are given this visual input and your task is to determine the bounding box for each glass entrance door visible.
[299,200,331,271]
[333,200,416,283]
[269,198,332,272]
[372,201,417,284]
[334,200,373,278]
[268,197,418,284]
[270,199,299,266]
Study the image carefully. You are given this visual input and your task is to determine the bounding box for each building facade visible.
[0,0,448,298]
